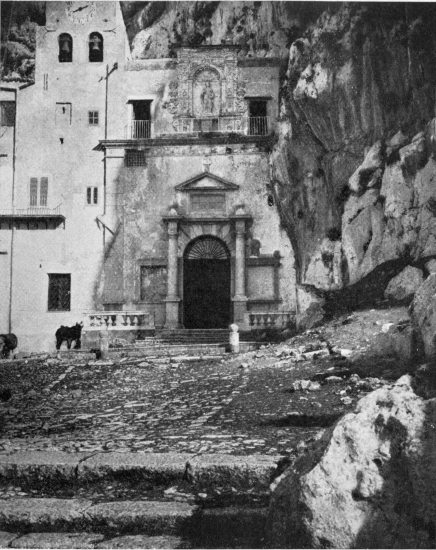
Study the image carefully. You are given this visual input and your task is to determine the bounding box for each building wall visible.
[0,2,127,351]
[0,2,296,351]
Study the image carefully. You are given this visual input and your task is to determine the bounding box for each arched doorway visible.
[183,236,231,328]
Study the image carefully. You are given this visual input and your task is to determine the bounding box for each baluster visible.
[132,315,138,327]
[126,314,131,326]
[107,315,113,328]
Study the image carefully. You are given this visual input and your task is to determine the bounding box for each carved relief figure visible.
[201,81,215,114]
[193,68,220,118]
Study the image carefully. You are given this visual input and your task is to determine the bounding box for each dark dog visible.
[0,333,18,359]
[55,323,82,350]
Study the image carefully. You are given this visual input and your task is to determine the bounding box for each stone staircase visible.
[0,451,279,548]
[157,330,230,345]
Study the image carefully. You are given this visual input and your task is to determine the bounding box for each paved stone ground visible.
[0,306,411,459]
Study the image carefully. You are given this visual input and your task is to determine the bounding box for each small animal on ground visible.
[55,323,82,350]
[0,333,18,359]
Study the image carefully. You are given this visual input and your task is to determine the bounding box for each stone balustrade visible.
[83,311,154,330]
[245,312,295,330]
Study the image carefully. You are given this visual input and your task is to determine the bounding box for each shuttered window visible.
[29,177,49,206]
[40,177,48,206]
[48,274,71,311]
[0,101,15,126]
[30,178,38,206]
[86,186,98,204]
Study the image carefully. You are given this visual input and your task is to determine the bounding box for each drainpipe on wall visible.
[8,87,17,334]
[102,62,118,248]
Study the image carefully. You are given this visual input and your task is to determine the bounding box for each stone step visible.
[107,349,227,361]
[0,531,184,549]
[0,499,268,547]
[132,343,225,352]
[0,452,280,493]
[0,498,195,536]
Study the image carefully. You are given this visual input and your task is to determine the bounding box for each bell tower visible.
[35,2,128,85]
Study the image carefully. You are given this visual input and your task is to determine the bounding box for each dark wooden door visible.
[183,259,231,328]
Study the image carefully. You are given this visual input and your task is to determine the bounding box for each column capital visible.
[167,220,179,236]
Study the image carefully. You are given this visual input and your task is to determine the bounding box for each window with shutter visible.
[0,102,15,126]
[48,274,71,311]
[30,178,38,206]
[40,177,48,206]
[86,187,98,204]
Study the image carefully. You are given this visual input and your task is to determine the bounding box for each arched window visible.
[89,32,103,62]
[58,33,72,63]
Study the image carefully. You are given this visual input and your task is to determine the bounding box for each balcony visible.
[125,120,152,139]
[0,204,65,228]
[124,116,270,140]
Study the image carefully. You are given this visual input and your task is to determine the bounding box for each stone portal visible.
[183,236,231,328]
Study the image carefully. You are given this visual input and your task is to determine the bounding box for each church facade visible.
[0,2,297,351]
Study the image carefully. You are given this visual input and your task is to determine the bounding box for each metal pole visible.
[8,88,17,333]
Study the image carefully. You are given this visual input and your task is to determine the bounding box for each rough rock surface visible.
[384,266,424,303]
[268,376,436,548]
[410,273,436,358]
[270,3,436,294]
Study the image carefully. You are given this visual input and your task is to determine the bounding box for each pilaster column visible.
[234,220,246,299]
[232,218,248,326]
[164,218,181,329]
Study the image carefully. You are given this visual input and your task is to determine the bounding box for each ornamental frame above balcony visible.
[169,47,248,119]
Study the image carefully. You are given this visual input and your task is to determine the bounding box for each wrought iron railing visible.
[172,116,270,136]
[125,120,152,139]
[124,116,270,139]
[0,204,63,217]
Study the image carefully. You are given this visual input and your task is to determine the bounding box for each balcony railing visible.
[0,204,63,218]
[245,311,296,330]
[173,116,270,136]
[124,116,270,139]
[83,310,154,330]
[125,120,152,139]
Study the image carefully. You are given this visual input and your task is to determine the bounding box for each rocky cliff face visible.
[0,2,45,82]
[271,3,436,295]
[2,1,436,302]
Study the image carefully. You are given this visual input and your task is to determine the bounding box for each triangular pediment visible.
[175,172,239,192]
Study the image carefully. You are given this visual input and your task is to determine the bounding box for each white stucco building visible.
[0,2,297,352]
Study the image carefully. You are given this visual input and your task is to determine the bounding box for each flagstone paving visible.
[0,307,410,459]
[0,352,343,458]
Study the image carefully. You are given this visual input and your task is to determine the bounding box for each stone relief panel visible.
[164,47,247,118]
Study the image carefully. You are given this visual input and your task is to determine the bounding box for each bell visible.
[61,39,71,53]
[90,36,101,51]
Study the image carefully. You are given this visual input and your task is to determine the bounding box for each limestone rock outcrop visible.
[271,3,436,295]
[410,274,436,359]
[268,376,436,548]
[384,266,424,304]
